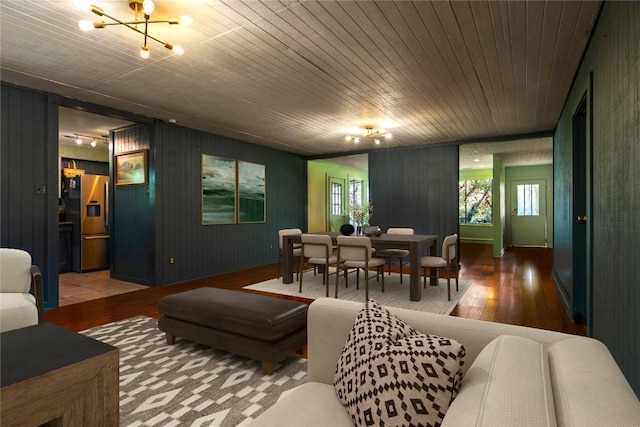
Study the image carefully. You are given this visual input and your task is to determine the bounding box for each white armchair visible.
[0,248,44,332]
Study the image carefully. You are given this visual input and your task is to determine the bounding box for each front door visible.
[327,176,346,232]
[511,179,547,246]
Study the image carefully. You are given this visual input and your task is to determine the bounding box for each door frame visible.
[571,79,594,331]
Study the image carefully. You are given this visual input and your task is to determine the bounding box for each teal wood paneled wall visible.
[152,123,306,286]
[554,1,639,395]
[554,112,575,307]
[1,85,59,309]
[369,145,459,251]
[111,124,154,285]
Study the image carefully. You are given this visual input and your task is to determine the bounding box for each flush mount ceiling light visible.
[76,0,192,59]
[345,126,392,145]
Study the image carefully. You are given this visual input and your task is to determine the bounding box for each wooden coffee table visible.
[1,322,119,426]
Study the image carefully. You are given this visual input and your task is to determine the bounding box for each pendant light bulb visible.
[75,136,82,145]
[142,0,155,15]
[172,45,185,55]
[140,46,150,59]
[72,0,91,11]
[79,20,94,31]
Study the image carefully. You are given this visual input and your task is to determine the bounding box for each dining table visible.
[282,232,439,301]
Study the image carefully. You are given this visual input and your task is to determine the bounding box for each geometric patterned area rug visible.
[244,270,471,315]
[81,316,308,427]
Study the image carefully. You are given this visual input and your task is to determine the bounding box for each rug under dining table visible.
[243,269,471,314]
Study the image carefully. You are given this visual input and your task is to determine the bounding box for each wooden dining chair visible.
[299,234,337,297]
[278,228,302,280]
[374,227,414,283]
[420,233,459,301]
[335,236,386,300]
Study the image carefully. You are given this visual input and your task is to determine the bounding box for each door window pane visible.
[517,184,540,216]
[331,182,342,216]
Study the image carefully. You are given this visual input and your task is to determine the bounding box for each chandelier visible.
[76,0,192,59]
[345,126,392,145]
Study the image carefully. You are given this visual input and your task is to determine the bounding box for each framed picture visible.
[202,154,237,225]
[115,149,148,186]
[238,161,266,223]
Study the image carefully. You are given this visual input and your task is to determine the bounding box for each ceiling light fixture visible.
[76,0,191,59]
[345,126,392,145]
[65,133,108,148]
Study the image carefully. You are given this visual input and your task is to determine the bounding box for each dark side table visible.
[0,323,119,426]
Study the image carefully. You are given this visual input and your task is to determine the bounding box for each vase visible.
[340,224,355,236]
[363,225,382,236]
[356,225,362,236]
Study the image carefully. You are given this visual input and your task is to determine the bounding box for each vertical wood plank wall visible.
[0,85,59,308]
[553,1,639,395]
[553,103,575,309]
[111,125,154,285]
[369,145,459,250]
[113,122,307,286]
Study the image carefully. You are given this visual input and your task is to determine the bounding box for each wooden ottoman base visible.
[157,288,308,375]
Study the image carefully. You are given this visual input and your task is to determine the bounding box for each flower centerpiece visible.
[348,199,373,234]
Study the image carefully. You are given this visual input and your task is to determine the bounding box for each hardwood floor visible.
[47,243,586,336]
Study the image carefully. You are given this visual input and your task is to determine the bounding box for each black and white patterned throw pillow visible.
[334,300,465,427]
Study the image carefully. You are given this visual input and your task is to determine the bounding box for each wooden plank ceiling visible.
[0,1,601,155]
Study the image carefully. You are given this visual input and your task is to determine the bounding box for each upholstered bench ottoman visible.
[157,288,308,374]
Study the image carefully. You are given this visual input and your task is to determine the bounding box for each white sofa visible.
[250,298,639,427]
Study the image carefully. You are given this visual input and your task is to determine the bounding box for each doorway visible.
[307,155,368,232]
[58,107,136,305]
[459,138,553,256]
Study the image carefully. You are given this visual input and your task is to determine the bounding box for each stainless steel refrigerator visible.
[63,174,110,271]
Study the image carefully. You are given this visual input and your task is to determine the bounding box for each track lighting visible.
[64,133,108,148]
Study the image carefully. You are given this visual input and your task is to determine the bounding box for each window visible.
[349,179,363,206]
[459,179,493,224]
[516,184,540,216]
[331,182,342,216]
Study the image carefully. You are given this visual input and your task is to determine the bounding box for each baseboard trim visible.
[460,238,493,244]
[552,269,578,323]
